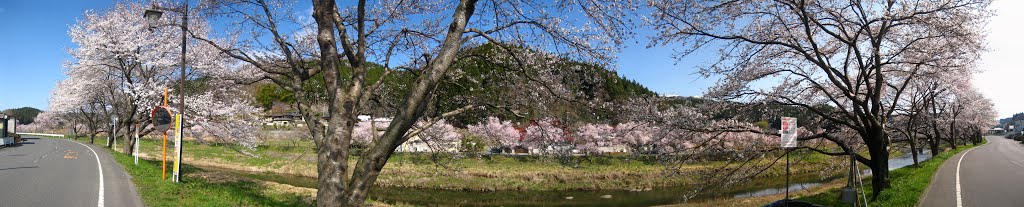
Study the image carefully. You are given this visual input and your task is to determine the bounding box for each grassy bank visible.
[55,136,422,207]
[57,137,311,206]
[796,140,984,207]
[130,136,845,191]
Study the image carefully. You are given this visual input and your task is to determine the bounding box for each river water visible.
[198,151,932,206]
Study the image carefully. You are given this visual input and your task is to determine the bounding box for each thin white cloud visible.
[975,0,1024,118]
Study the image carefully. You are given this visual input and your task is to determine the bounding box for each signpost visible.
[780,117,797,148]
[779,117,797,206]
[172,114,182,182]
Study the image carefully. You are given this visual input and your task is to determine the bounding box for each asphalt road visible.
[920,136,1024,207]
[0,135,143,207]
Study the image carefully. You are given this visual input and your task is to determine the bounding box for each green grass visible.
[62,137,312,207]
[797,139,985,207]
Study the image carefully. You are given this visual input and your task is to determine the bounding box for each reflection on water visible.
[889,150,933,170]
[733,182,822,199]
[862,150,933,175]
[197,150,933,206]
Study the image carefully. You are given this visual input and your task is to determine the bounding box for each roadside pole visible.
[113,117,118,150]
[779,117,798,206]
[150,87,174,180]
[134,123,139,165]
[162,128,167,179]
[785,149,790,203]
[162,88,168,180]
[172,114,182,182]
[105,120,109,146]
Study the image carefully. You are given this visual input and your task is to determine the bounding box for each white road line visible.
[956,147,977,207]
[1011,160,1024,168]
[34,154,48,163]
[67,139,104,207]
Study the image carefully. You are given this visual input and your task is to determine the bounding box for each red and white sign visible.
[780,117,798,148]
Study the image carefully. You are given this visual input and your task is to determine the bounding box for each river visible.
[198,151,932,206]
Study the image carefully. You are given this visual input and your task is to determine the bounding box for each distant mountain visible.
[2,107,42,125]
[998,113,1024,127]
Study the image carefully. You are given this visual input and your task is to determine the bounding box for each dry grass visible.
[132,136,844,192]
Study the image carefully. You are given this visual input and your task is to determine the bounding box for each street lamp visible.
[144,0,188,183]
[143,9,163,30]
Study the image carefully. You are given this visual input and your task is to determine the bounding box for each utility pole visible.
[145,0,188,183]
[175,0,188,183]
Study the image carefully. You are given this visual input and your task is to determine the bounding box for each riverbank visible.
[795,140,983,207]
[131,137,846,192]
[651,141,976,207]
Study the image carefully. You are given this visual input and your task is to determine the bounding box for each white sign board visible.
[780,117,798,148]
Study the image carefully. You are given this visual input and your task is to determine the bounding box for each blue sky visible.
[0,0,715,111]
[5,1,1021,119]
[0,0,117,110]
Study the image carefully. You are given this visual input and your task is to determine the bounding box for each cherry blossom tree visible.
[574,123,615,154]
[467,117,521,152]
[49,74,110,143]
[522,118,567,154]
[19,111,62,133]
[186,86,263,151]
[64,2,180,151]
[352,119,390,147]
[57,1,262,155]
[191,0,641,205]
[615,122,656,154]
[649,0,992,197]
[412,119,463,152]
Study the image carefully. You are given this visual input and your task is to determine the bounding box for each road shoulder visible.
[918,138,989,207]
[54,137,146,207]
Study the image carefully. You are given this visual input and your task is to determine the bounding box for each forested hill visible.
[252,43,658,125]
[2,107,42,125]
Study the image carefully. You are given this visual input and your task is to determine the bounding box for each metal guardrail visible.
[16,133,66,138]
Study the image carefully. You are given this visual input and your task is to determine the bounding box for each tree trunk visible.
[335,1,479,206]
[908,132,919,167]
[928,135,939,157]
[869,148,890,199]
[865,126,890,199]
[309,0,348,205]
[867,142,890,198]
[948,120,958,148]
[930,123,942,157]
[122,124,135,155]
[105,124,113,148]
[946,135,956,149]
[315,135,347,206]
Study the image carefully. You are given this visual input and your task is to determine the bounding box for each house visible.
[263,112,304,127]
[989,127,1006,134]
[394,135,460,153]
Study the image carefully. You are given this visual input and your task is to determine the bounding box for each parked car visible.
[1008,132,1024,141]
[1005,132,1021,140]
